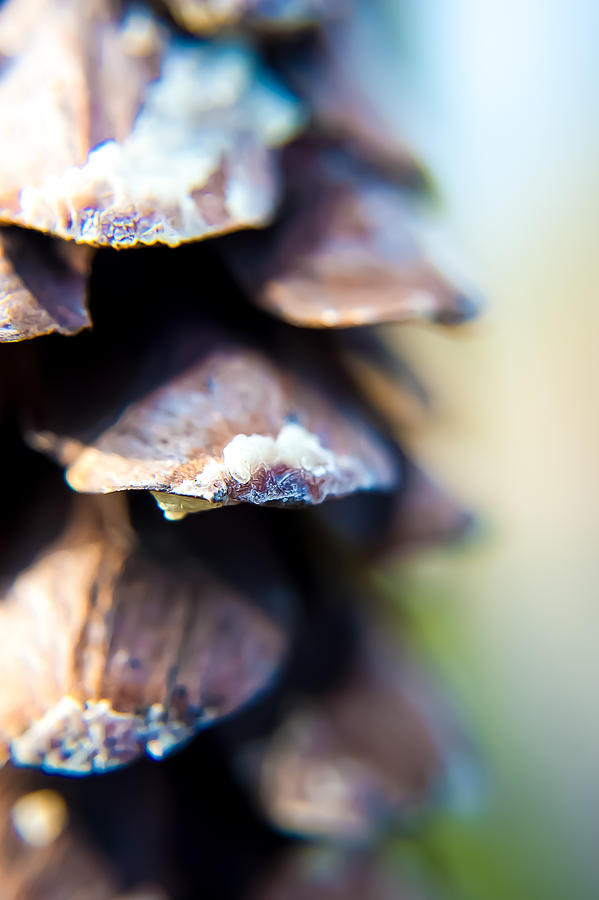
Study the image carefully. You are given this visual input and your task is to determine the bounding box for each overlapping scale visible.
[0,227,92,342]
[224,140,478,328]
[0,495,286,773]
[237,627,442,842]
[0,0,303,248]
[0,0,479,896]
[29,325,397,517]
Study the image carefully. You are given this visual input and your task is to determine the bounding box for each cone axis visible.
[0,1,478,896]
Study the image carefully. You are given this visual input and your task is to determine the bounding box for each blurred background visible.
[359,1,599,898]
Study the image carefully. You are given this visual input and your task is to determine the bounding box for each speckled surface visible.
[0,2,304,247]
[0,228,92,342]
[32,345,397,514]
[0,496,285,773]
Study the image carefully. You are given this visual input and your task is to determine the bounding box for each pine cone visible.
[0,1,478,897]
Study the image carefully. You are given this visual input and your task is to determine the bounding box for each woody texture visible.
[0,1,479,898]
